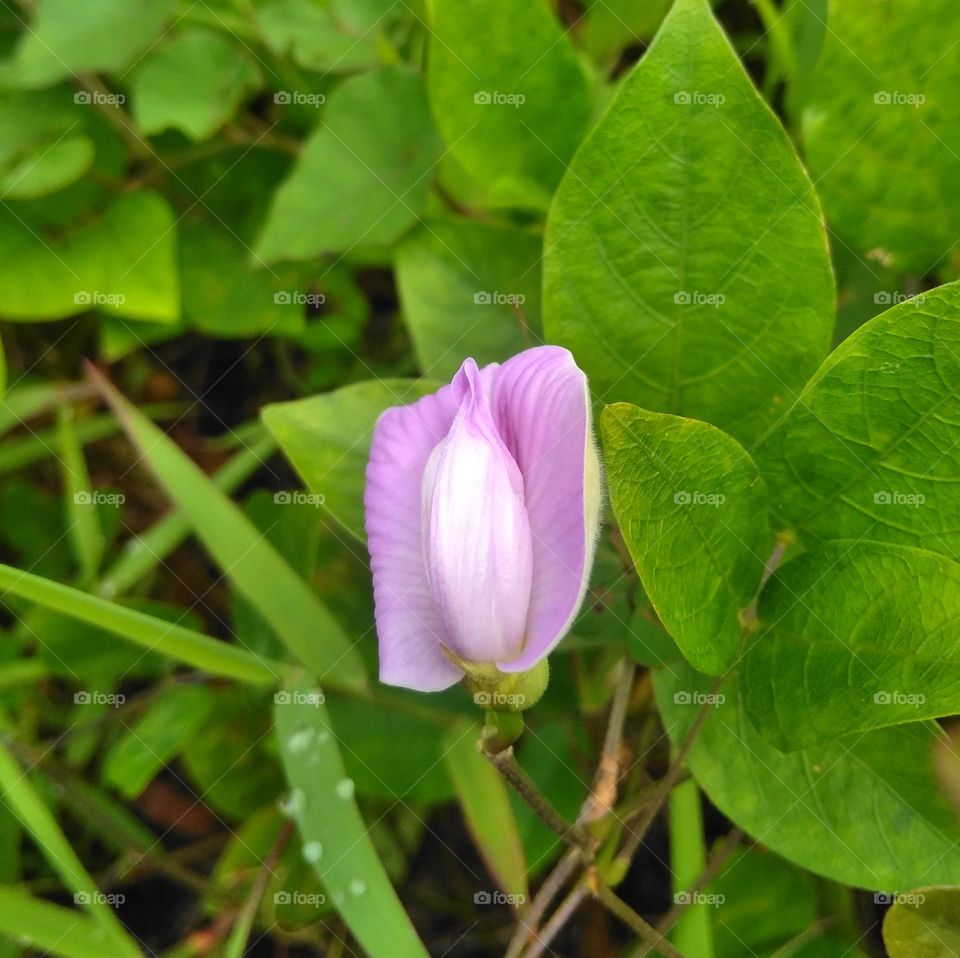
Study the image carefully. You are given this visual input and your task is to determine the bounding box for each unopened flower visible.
[365,346,601,693]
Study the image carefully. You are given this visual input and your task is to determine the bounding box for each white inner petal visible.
[421,374,533,663]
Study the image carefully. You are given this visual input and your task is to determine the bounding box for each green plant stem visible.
[668,778,713,958]
[593,879,687,958]
[483,745,593,855]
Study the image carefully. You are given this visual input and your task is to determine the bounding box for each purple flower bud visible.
[365,346,601,692]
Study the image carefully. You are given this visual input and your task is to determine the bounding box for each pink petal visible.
[422,360,533,663]
[364,384,464,691]
[489,346,601,672]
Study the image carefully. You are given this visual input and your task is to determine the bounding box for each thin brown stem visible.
[614,677,726,870]
[633,829,745,957]
[484,746,594,855]
[580,660,635,825]
[521,880,589,958]
[505,848,581,958]
[592,879,688,958]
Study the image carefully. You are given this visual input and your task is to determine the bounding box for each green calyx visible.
[443,648,550,713]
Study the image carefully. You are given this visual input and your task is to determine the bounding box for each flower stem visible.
[668,778,714,958]
[482,744,594,855]
[591,878,688,958]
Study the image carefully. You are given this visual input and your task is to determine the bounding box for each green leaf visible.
[708,847,817,958]
[443,721,528,900]
[0,190,179,322]
[255,0,383,73]
[263,378,439,542]
[275,673,431,958]
[131,28,261,141]
[742,542,960,750]
[255,67,441,262]
[91,366,367,692]
[395,219,542,380]
[0,564,277,684]
[801,0,960,273]
[755,282,960,559]
[180,223,306,337]
[654,661,960,890]
[883,886,960,958]
[102,684,215,798]
[428,0,590,208]
[0,886,126,958]
[3,0,176,87]
[544,0,834,443]
[601,403,770,674]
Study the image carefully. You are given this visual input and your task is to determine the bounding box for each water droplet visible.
[286,726,315,754]
[317,728,331,744]
[302,840,323,863]
[279,788,306,819]
[349,878,367,897]
[333,891,345,906]
[335,778,355,800]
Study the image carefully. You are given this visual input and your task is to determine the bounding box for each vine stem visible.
[592,878,688,958]
[483,745,594,855]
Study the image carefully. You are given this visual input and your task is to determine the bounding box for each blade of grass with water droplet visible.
[275,673,430,958]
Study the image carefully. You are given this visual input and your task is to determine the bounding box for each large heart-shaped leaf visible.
[742,542,960,750]
[544,0,834,443]
[601,403,770,674]
[755,282,960,560]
